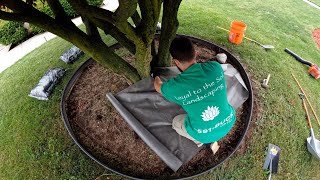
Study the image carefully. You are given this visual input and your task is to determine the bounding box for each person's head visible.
[170,37,196,71]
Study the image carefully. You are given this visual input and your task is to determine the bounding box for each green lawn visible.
[0,20,6,28]
[1,0,320,179]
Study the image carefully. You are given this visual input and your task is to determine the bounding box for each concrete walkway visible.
[0,0,119,74]
[303,0,320,9]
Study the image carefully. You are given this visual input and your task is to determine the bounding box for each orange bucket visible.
[228,21,247,44]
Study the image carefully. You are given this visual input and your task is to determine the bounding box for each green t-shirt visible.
[161,61,236,143]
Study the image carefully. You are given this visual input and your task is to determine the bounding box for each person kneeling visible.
[154,37,236,154]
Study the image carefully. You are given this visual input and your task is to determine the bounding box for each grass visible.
[179,0,320,179]
[0,20,6,29]
[0,25,116,179]
[0,39,99,178]
[1,0,320,179]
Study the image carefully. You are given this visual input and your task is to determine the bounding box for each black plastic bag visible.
[60,46,84,63]
[29,68,65,100]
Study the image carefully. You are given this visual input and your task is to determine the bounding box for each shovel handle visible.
[302,97,312,128]
[216,26,262,46]
[216,26,230,33]
[292,73,320,127]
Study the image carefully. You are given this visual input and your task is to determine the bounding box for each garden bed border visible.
[60,34,254,180]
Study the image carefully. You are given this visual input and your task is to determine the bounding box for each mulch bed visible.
[66,44,254,179]
[312,28,320,48]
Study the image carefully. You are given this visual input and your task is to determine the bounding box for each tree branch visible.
[151,0,161,20]
[2,0,33,13]
[114,0,137,22]
[90,17,136,54]
[47,0,68,19]
[157,0,183,66]
[89,38,141,82]
[0,0,140,82]
[67,0,114,23]
[137,0,161,44]
[0,10,28,22]
[115,21,141,43]
[137,0,153,34]
[0,1,87,47]
[68,0,142,44]
[46,0,76,28]
[131,10,141,27]
[82,16,101,40]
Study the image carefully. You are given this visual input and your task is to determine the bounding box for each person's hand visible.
[154,76,163,94]
[155,76,162,84]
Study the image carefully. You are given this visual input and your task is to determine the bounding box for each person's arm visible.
[154,76,163,94]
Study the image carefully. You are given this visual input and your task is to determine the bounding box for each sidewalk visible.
[0,18,83,73]
[303,0,320,9]
[0,0,119,74]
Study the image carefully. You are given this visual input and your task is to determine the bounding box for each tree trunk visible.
[88,40,141,83]
[157,0,183,67]
[135,43,152,78]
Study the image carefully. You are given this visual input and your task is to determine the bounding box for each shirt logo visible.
[201,106,220,121]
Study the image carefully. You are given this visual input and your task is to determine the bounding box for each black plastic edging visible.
[60,45,136,180]
[60,35,253,180]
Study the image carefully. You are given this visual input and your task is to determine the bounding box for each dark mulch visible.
[66,44,254,179]
[312,28,320,48]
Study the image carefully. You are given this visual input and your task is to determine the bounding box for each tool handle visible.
[285,48,312,66]
[266,74,271,84]
[216,26,230,33]
[292,73,320,127]
[243,36,262,46]
[268,158,273,180]
[217,26,258,43]
[302,97,312,128]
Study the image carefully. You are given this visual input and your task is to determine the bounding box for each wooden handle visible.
[216,26,259,44]
[266,74,271,84]
[216,26,230,33]
[292,73,320,127]
[302,97,312,128]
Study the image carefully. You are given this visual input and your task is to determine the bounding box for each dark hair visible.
[169,37,195,62]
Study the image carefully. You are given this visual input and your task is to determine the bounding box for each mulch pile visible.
[312,29,320,48]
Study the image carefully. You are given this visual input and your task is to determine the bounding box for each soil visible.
[312,29,320,48]
[66,44,256,179]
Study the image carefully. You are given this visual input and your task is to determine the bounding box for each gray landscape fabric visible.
[107,64,249,171]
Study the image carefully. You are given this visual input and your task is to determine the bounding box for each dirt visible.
[66,44,257,179]
[312,29,320,48]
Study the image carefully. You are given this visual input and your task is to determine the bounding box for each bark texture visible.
[0,0,183,82]
[157,0,183,67]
